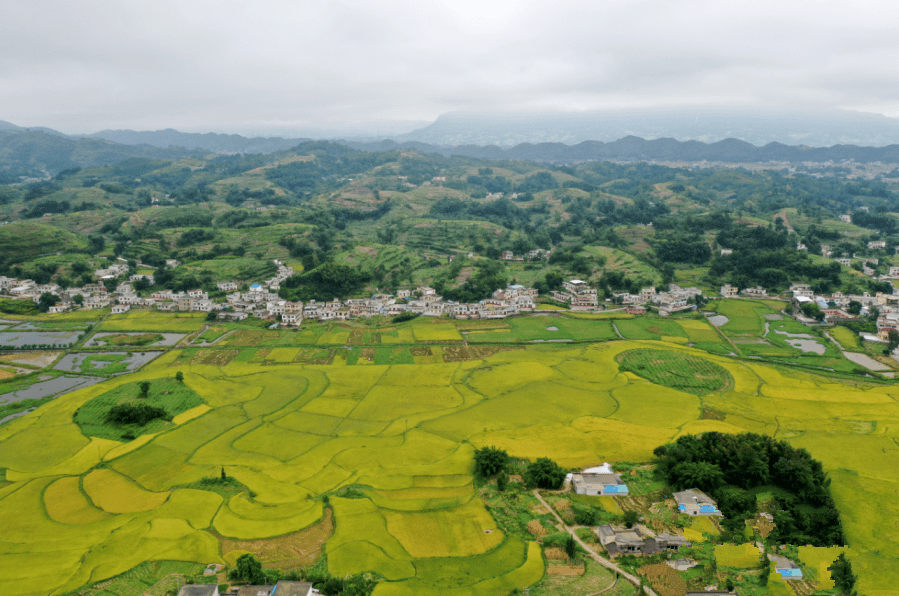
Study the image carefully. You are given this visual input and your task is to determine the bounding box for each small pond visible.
[0,375,105,404]
[53,351,163,374]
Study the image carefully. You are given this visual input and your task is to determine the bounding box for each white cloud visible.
[2,0,899,134]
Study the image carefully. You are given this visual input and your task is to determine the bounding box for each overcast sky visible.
[2,0,899,135]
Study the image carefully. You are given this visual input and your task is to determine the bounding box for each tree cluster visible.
[654,432,845,546]
[105,403,168,426]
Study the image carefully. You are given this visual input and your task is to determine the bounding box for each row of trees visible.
[473,445,566,490]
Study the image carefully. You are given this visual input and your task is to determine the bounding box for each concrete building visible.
[572,463,629,496]
[673,489,723,517]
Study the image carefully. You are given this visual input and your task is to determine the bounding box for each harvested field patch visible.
[546,563,586,576]
[545,546,568,560]
[638,562,686,596]
[0,351,60,368]
[218,508,333,570]
[190,349,238,366]
[528,519,547,536]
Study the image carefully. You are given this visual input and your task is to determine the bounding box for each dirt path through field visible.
[533,489,658,596]
[586,574,619,595]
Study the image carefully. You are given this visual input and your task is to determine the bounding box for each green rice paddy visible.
[0,308,897,596]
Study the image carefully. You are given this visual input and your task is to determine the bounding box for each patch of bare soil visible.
[217,509,333,571]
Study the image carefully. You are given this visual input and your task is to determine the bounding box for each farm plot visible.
[0,338,898,596]
[466,316,618,343]
[0,350,60,368]
[0,330,80,348]
[98,311,207,333]
[85,332,185,347]
[54,352,163,375]
[411,321,463,342]
[616,348,733,395]
[73,378,205,441]
[614,318,689,343]
[0,374,105,404]
[705,299,780,338]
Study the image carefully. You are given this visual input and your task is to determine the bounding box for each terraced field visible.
[0,329,898,595]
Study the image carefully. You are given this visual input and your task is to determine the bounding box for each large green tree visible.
[230,553,265,584]
[37,292,60,312]
[828,552,857,595]
[524,457,566,489]
[473,445,508,478]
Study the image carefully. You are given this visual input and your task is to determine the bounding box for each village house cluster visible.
[550,279,600,310]
[1,259,612,326]
[571,463,806,581]
[608,283,703,316]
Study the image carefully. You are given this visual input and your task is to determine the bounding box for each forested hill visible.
[7,120,899,183]
[0,129,201,181]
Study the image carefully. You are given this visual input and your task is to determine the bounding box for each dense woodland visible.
[654,432,845,547]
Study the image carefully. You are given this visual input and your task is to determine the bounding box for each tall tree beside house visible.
[473,445,509,478]
[229,553,265,584]
[524,457,566,489]
[37,292,60,312]
[884,329,899,355]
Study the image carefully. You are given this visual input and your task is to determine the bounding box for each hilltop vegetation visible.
[2,140,899,303]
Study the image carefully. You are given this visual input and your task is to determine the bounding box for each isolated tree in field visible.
[175,371,184,383]
[221,467,227,481]
[524,457,566,489]
[473,445,509,477]
[828,552,857,595]
[564,533,577,559]
[139,381,150,398]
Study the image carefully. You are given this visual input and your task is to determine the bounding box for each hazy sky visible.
[2,0,899,135]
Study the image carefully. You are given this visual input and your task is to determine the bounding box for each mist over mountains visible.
[395,108,899,148]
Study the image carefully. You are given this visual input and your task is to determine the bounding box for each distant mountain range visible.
[342,136,899,165]
[6,110,899,179]
[79,128,311,154]
[396,108,899,148]
[0,121,201,178]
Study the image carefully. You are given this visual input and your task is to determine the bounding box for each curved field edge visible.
[0,339,895,595]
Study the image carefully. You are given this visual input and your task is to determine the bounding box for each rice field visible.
[98,311,207,333]
[0,330,897,596]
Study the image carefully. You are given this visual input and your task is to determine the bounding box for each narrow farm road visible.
[533,489,656,596]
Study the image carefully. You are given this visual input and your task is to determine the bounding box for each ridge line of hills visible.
[5,118,899,180]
